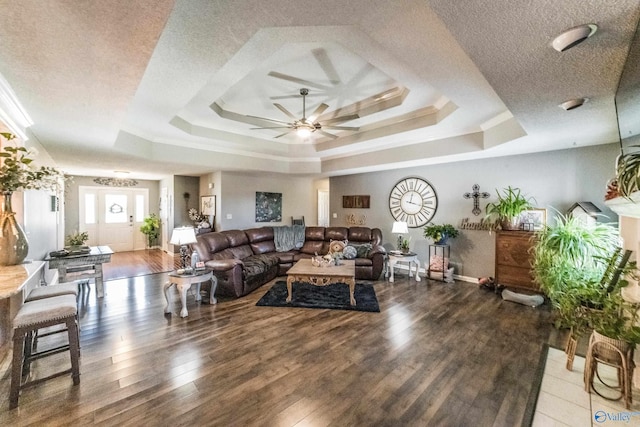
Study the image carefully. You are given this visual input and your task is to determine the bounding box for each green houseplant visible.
[423,223,459,245]
[65,230,89,247]
[485,186,534,230]
[399,236,411,253]
[140,214,161,248]
[615,148,640,198]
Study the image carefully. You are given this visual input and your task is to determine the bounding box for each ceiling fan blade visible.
[317,130,338,139]
[323,125,359,131]
[274,130,294,139]
[312,48,341,85]
[322,114,359,125]
[267,71,331,91]
[250,126,293,130]
[270,93,324,100]
[245,115,292,126]
[308,103,329,122]
[274,103,298,121]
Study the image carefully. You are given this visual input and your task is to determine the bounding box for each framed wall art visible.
[201,195,216,216]
[519,208,547,231]
[256,192,282,222]
[342,195,370,209]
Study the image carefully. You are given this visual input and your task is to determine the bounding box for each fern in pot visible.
[532,212,621,335]
[485,186,534,230]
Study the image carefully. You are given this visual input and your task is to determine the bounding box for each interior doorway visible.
[78,186,149,252]
[318,190,329,227]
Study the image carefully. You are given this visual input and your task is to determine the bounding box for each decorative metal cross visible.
[464,184,490,216]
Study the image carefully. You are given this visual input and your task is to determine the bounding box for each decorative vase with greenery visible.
[140,214,161,248]
[399,237,411,253]
[423,223,459,245]
[0,132,65,265]
[65,230,89,247]
[485,186,535,230]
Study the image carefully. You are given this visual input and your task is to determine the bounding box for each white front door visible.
[79,187,148,252]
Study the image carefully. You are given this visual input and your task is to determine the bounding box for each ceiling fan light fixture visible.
[559,97,589,111]
[296,127,312,137]
[552,24,598,52]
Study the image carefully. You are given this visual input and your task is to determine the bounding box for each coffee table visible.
[286,259,356,305]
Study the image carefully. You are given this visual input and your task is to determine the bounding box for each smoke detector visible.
[559,98,589,111]
[552,24,598,52]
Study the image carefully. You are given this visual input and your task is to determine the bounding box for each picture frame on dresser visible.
[519,208,546,231]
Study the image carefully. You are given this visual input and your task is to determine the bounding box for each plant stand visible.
[428,244,451,282]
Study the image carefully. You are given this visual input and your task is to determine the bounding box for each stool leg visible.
[10,328,26,409]
[66,318,80,385]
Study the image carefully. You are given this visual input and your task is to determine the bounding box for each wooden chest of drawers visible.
[495,231,538,291]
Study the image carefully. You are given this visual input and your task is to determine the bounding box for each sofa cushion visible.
[228,245,254,260]
[305,227,325,241]
[246,227,277,254]
[300,240,325,255]
[222,229,250,247]
[349,227,382,245]
[242,254,279,278]
[325,227,348,241]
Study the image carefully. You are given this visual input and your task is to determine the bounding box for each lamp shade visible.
[170,226,197,245]
[392,221,409,234]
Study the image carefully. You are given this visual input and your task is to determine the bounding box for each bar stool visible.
[25,282,79,302]
[9,294,80,409]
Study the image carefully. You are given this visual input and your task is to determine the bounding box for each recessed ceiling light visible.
[559,98,589,111]
[552,24,598,52]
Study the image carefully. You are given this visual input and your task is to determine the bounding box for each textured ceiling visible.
[0,0,638,179]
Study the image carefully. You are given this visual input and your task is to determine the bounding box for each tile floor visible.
[533,347,640,426]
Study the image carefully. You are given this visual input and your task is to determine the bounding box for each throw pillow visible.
[343,245,357,259]
[429,255,449,271]
[348,243,372,258]
[328,239,347,254]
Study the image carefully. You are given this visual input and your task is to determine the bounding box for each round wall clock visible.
[388,177,438,228]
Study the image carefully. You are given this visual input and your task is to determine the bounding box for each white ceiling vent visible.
[552,24,598,52]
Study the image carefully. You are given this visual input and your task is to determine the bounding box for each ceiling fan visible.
[248,88,359,139]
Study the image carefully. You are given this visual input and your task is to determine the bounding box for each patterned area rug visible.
[256,281,380,312]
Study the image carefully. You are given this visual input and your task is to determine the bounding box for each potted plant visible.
[615,148,640,198]
[485,186,535,230]
[423,223,459,245]
[399,237,411,253]
[140,213,161,248]
[65,230,89,250]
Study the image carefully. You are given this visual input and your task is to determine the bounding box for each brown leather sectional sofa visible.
[191,226,386,298]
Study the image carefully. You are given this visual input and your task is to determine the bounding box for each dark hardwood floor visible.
[0,251,563,426]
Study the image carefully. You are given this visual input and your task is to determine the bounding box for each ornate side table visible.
[163,269,217,318]
[386,251,421,283]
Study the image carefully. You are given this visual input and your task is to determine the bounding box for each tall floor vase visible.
[0,191,29,266]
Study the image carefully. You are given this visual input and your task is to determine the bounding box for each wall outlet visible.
[332,213,337,218]
[226,213,232,219]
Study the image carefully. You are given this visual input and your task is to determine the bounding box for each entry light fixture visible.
[552,24,598,52]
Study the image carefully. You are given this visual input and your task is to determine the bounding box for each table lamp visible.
[392,221,409,250]
[170,226,197,269]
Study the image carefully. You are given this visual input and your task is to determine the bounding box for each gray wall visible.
[218,171,318,230]
[330,144,619,279]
